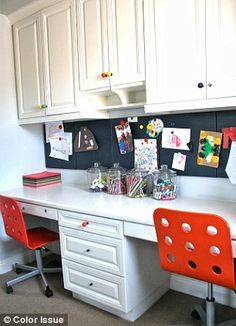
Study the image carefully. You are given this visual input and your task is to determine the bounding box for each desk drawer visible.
[58,210,123,239]
[60,226,124,276]
[18,202,57,221]
[62,259,126,311]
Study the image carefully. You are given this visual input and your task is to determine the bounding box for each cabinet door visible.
[41,0,79,115]
[107,0,145,86]
[145,0,206,104]
[13,14,45,119]
[206,0,236,99]
[77,0,109,90]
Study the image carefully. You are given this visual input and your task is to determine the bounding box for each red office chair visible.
[153,207,236,326]
[0,195,61,297]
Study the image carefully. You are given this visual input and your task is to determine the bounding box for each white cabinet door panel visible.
[77,0,109,90]
[41,0,79,115]
[13,14,45,119]
[107,0,145,86]
[206,0,236,99]
[154,0,206,103]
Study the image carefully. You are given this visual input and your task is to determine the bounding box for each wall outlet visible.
[128,117,138,123]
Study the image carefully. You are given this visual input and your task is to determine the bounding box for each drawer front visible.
[60,226,124,276]
[18,202,58,221]
[62,259,126,311]
[58,210,123,239]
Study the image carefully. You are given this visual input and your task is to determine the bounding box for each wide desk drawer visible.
[60,226,124,276]
[58,210,123,239]
[62,259,126,311]
[18,202,57,221]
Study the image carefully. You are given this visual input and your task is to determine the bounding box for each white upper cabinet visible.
[206,0,236,99]
[145,0,236,112]
[77,0,109,91]
[41,0,79,115]
[77,0,145,108]
[13,0,79,120]
[13,13,45,119]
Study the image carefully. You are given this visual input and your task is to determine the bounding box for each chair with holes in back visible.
[153,207,236,326]
[0,195,62,297]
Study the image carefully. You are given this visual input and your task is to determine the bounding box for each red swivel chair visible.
[0,195,61,297]
[153,207,236,326]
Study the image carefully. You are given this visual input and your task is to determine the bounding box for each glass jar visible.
[87,162,107,192]
[126,167,149,198]
[152,165,177,200]
[107,163,127,195]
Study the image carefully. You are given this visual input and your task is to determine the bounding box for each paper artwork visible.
[134,139,158,171]
[162,128,191,150]
[225,141,236,184]
[45,121,64,143]
[172,152,186,171]
[146,118,164,138]
[115,122,133,154]
[74,127,98,152]
[197,130,222,168]
[49,132,72,161]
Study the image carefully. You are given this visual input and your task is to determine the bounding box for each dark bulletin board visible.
[44,110,236,177]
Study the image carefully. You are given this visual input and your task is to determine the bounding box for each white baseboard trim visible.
[0,250,35,275]
[170,274,236,308]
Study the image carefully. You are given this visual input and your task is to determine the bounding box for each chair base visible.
[193,300,236,326]
[5,248,62,297]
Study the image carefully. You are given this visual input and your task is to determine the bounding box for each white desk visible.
[2,184,236,321]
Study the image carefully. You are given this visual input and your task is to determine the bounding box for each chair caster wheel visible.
[6,285,13,294]
[45,286,53,298]
[15,267,23,274]
[191,309,200,320]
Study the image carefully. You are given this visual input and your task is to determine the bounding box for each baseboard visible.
[170,274,236,308]
[0,250,35,275]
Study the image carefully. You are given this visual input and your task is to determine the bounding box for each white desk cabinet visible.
[58,210,169,321]
[145,0,236,113]
[76,0,146,109]
[13,0,79,121]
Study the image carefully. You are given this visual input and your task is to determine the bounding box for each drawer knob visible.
[89,283,93,287]
[82,221,89,227]
[86,249,90,253]
[22,207,25,211]
[44,209,47,213]
[197,82,204,88]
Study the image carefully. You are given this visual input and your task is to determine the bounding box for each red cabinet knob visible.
[82,221,89,227]
[101,72,107,78]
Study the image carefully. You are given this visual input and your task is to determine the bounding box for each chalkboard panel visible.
[44,110,236,178]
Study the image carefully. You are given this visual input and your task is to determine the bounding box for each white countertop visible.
[2,184,236,239]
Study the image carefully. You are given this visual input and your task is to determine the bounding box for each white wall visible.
[0,14,46,269]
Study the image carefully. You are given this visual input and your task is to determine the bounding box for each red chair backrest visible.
[0,195,29,247]
[153,208,236,290]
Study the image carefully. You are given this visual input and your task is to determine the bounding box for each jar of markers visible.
[107,163,126,195]
[87,162,107,192]
[126,167,149,198]
[152,165,177,200]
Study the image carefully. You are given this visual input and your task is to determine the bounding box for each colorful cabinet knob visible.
[82,221,89,227]
[38,104,47,109]
[106,71,113,77]
[101,72,107,78]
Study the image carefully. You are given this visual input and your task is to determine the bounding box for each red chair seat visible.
[27,227,59,250]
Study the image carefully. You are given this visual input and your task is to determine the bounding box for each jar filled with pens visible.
[126,166,149,198]
[152,165,177,200]
[107,163,127,195]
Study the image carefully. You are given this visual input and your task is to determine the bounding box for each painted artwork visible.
[115,121,133,154]
[146,118,164,138]
[197,130,222,168]
[134,139,158,171]
[162,128,191,150]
